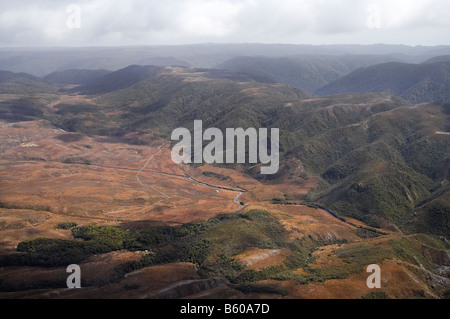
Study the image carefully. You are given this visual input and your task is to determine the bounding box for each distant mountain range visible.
[1,43,450,76]
[215,54,403,92]
[3,55,448,104]
[215,54,450,104]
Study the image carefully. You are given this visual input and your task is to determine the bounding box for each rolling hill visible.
[43,69,112,85]
[0,70,57,95]
[0,70,40,83]
[73,65,163,95]
[215,54,402,92]
[423,55,450,64]
[316,61,450,104]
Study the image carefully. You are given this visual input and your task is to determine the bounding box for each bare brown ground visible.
[0,250,143,296]
[286,258,440,299]
[234,247,291,270]
[243,203,362,243]
[0,120,260,253]
[1,259,269,299]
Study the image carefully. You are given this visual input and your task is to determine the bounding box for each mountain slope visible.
[0,70,57,95]
[215,55,401,92]
[423,55,450,64]
[316,62,450,103]
[54,66,313,140]
[74,65,163,94]
[0,70,40,83]
[43,69,112,85]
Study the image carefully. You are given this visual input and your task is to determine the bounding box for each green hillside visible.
[317,62,450,104]
[74,65,163,94]
[216,55,401,92]
[43,69,112,85]
[0,70,40,83]
[2,209,447,296]
[0,70,58,95]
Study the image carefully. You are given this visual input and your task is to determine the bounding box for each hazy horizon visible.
[1,42,450,49]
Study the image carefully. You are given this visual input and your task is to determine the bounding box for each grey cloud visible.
[0,0,449,46]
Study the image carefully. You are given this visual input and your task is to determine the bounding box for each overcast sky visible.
[0,0,449,47]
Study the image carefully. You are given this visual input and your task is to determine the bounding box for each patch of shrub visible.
[1,238,89,267]
[56,222,77,230]
[336,244,392,266]
[202,171,231,181]
[61,157,91,165]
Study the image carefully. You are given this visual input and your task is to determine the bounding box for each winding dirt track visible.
[75,161,247,212]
